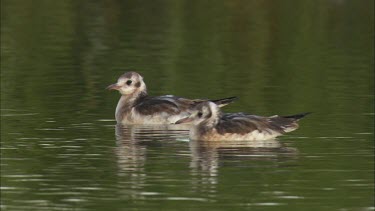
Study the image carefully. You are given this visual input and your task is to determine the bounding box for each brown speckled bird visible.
[107,72,237,124]
[175,101,310,141]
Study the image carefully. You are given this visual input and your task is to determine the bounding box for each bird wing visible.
[134,95,193,115]
[215,113,292,135]
[135,95,237,116]
[210,96,237,107]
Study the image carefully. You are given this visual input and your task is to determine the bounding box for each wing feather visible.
[216,113,294,135]
[135,96,192,115]
[135,97,181,115]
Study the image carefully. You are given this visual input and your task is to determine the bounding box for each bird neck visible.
[115,91,148,122]
[198,113,220,132]
[201,119,218,129]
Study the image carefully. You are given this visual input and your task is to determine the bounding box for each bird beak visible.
[175,116,194,124]
[106,83,121,90]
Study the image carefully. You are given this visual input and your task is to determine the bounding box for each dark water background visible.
[1,0,374,210]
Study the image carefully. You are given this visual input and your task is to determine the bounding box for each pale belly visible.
[190,128,282,141]
[120,109,190,125]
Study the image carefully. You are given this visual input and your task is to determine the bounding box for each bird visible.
[175,101,310,141]
[107,71,237,124]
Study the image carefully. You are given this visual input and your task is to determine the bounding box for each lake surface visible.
[1,0,374,210]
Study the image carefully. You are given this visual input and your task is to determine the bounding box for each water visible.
[1,0,374,210]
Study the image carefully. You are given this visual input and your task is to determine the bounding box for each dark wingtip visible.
[283,112,312,120]
[226,96,238,100]
[211,96,238,106]
[227,96,238,101]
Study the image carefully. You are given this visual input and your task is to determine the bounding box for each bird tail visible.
[269,112,311,133]
[211,96,238,107]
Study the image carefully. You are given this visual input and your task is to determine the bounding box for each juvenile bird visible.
[107,72,237,124]
[175,101,310,141]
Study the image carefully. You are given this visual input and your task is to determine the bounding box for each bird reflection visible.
[188,139,298,197]
[114,124,147,200]
[114,124,297,200]
[115,124,148,174]
[114,124,190,199]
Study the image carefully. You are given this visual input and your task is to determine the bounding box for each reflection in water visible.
[189,139,298,197]
[115,124,191,142]
[115,125,147,199]
[114,124,190,200]
[115,123,298,201]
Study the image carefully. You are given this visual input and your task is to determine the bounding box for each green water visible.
[1,0,374,210]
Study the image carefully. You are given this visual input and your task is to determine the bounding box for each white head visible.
[175,101,220,127]
[107,71,147,96]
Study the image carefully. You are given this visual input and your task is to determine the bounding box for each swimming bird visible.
[175,101,310,141]
[107,71,237,124]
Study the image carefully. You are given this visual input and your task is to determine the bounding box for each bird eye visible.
[197,112,203,118]
[126,80,132,85]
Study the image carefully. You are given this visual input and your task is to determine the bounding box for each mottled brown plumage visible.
[107,71,237,124]
[176,101,310,141]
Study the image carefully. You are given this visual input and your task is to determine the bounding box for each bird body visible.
[176,101,310,141]
[108,72,236,124]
